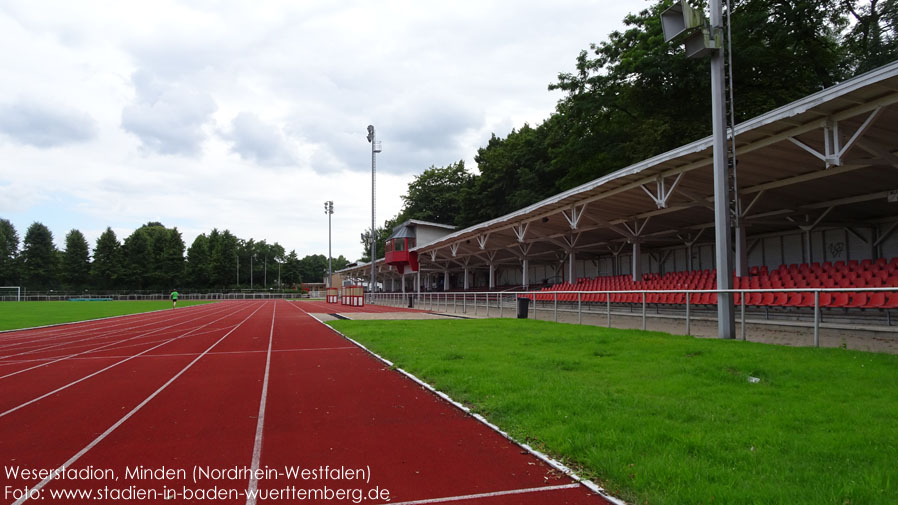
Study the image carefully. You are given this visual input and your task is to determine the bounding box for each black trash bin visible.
[516,297,530,319]
[408,295,414,308]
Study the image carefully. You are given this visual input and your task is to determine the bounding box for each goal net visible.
[0,286,21,302]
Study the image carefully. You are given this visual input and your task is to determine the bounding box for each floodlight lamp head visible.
[366,125,375,143]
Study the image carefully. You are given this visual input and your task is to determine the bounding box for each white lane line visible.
[0,303,234,358]
[0,303,260,419]
[0,346,357,363]
[383,483,580,505]
[0,304,238,381]
[245,302,277,505]
[10,302,266,505]
[0,303,220,352]
[298,304,627,505]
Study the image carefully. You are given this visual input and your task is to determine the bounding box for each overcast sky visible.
[0,0,640,262]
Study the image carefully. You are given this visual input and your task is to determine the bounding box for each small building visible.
[385,220,456,276]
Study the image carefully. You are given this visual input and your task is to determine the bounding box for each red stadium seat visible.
[845,292,867,308]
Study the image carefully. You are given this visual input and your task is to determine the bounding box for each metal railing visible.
[367,287,898,347]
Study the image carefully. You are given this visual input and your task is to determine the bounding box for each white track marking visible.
[10,302,266,505]
[0,303,234,358]
[245,302,277,505]
[0,346,356,363]
[298,303,628,505]
[0,303,259,418]
[0,303,218,352]
[0,304,237,380]
[383,483,580,505]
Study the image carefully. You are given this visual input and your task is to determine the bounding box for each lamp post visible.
[264,255,267,288]
[250,254,254,290]
[236,253,239,287]
[366,125,382,294]
[661,0,735,339]
[324,200,334,288]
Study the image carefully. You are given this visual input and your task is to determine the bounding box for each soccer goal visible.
[0,286,21,302]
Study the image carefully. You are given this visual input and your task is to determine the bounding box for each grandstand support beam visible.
[641,173,684,208]
[568,251,576,284]
[710,0,735,339]
[416,270,421,295]
[631,241,642,282]
[477,233,490,250]
[562,203,588,230]
[402,274,406,294]
[444,269,449,291]
[522,258,530,289]
[513,222,530,242]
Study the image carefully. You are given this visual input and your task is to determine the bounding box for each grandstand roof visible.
[341,61,898,279]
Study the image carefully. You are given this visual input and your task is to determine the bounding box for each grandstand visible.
[337,61,898,338]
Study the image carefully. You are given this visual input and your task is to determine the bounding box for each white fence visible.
[367,287,898,347]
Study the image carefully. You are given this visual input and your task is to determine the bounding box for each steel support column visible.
[711,0,735,338]
[631,241,642,282]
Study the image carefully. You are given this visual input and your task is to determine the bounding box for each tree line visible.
[0,219,349,291]
[361,0,897,259]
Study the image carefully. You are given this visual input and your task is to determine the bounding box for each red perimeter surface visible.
[0,300,613,505]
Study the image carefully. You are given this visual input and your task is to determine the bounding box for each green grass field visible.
[330,318,898,505]
[0,300,217,331]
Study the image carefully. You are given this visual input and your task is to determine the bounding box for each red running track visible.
[0,300,614,505]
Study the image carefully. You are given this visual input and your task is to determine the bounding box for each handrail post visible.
[578,292,582,325]
[814,290,820,347]
[686,291,691,336]
[554,292,558,322]
[642,291,647,331]
[740,290,746,341]
[486,293,490,317]
[606,292,611,327]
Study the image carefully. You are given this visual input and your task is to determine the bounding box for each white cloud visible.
[0,99,98,148]
[120,70,218,156]
[0,0,634,261]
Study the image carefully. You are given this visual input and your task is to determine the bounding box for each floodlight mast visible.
[324,201,334,288]
[661,0,735,339]
[366,125,381,295]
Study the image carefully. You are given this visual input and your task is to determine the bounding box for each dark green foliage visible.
[61,229,91,289]
[0,219,19,285]
[21,222,57,290]
[91,228,122,289]
[401,161,474,226]
[186,234,211,288]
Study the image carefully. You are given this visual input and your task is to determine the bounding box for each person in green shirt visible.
[170,289,179,309]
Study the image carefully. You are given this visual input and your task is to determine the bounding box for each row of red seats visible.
[527,290,898,309]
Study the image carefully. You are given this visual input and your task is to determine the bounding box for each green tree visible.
[61,229,91,289]
[401,161,473,226]
[161,228,186,288]
[209,229,239,288]
[21,222,57,289]
[0,219,19,285]
[298,254,328,283]
[92,228,122,289]
[843,0,898,72]
[282,250,303,286]
[186,234,211,288]
[122,228,152,289]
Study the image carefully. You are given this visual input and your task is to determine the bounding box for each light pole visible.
[250,254,254,290]
[236,253,239,287]
[264,255,267,288]
[366,125,381,293]
[324,201,334,288]
[661,0,735,339]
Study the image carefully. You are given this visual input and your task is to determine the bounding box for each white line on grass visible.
[298,304,628,505]
[0,303,233,358]
[9,302,267,505]
[382,483,580,504]
[0,303,238,381]
[0,303,261,418]
[245,302,276,505]
[0,302,218,349]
